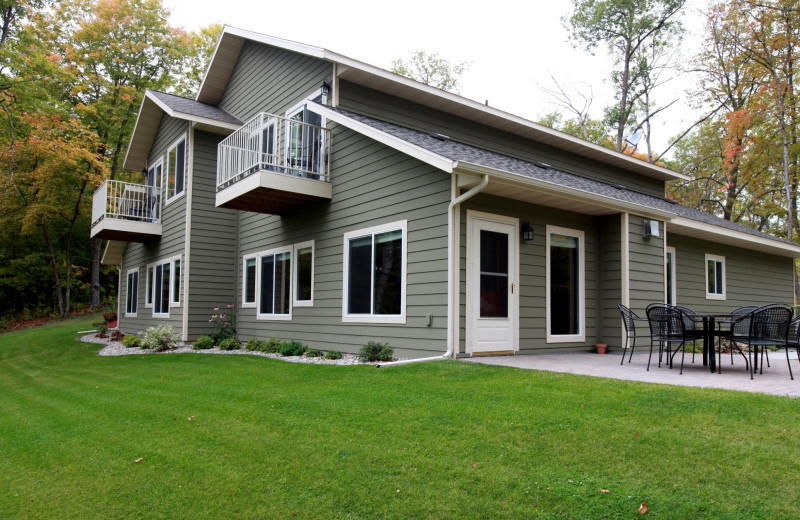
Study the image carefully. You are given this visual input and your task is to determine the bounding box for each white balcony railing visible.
[92,179,161,226]
[217,112,330,190]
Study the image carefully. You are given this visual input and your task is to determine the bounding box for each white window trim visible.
[705,253,726,300]
[144,265,154,308]
[293,240,315,307]
[545,225,586,343]
[171,256,182,306]
[125,268,139,317]
[666,246,677,305]
[241,253,258,308]
[342,219,407,324]
[163,133,187,205]
[256,245,293,321]
[151,255,182,318]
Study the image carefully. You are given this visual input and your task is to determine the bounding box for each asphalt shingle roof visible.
[149,90,242,126]
[326,106,794,247]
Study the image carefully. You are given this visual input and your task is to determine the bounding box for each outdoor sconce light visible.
[321,80,331,97]
[642,219,660,238]
[141,168,148,180]
[521,221,535,241]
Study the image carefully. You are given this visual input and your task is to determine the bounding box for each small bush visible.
[305,348,322,358]
[218,337,241,351]
[109,331,125,342]
[358,341,394,362]
[121,335,141,349]
[245,338,268,351]
[193,335,215,350]
[280,341,307,356]
[141,325,177,352]
[324,350,343,360]
[263,337,283,353]
[97,323,109,334]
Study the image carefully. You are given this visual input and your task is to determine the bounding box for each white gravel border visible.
[80,333,363,365]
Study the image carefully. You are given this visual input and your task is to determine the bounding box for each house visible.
[90,26,800,359]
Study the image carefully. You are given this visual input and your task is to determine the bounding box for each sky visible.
[162,0,711,156]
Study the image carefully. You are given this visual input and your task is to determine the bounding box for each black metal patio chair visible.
[731,304,793,380]
[646,304,691,374]
[618,304,651,365]
[716,306,757,372]
[672,305,704,363]
[782,315,800,380]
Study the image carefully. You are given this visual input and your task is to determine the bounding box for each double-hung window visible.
[257,248,292,319]
[164,136,186,202]
[343,220,407,324]
[125,269,138,317]
[294,241,314,306]
[705,254,726,300]
[152,256,181,316]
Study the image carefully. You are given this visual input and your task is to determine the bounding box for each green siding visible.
[598,214,622,347]
[338,81,666,198]
[668,234,793,311]
[119,116,190,336]
[459,194,599,353]
[627,215,666,319]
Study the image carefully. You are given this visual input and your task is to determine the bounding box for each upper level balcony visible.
[216,111,332,214]
[90,179,162,242]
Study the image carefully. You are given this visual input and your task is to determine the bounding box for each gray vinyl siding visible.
[219,41,332,121]
[119,115,190,335]
[668,234,793,311]
[459,194,598,354]
[187,130,237,338]
[338,81,665,198]
[598,214,622,347]
[627,215,666,319]
[234,124,451,359]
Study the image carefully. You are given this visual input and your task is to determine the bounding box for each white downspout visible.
[377,172,489,368]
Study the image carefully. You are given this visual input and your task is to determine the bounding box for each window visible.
[343,220,407,324]
[242,256,257,307]
[164,136,186,201]
[705,254,726,300]
[546,226,585,342]
[152,256,181,316]
[666,247,676,305]
[145,161,162,222]
[125,269,138,317]
[286,91,325,178]
[294,241,314,306]
[145,265,154,307]
[257,248,292,319]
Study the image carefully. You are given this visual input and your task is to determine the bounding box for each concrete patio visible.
[463,348,800,397]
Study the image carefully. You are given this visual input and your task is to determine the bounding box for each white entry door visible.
[468,213,518,353]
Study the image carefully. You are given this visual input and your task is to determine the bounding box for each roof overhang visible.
[124,90,241,171]
[668,217,800,258]
[101,241,127,265]
[198,26,689,184]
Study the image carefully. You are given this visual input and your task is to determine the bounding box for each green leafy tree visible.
[391,51,469,94]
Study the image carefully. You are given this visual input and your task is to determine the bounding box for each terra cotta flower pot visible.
[596,343,607,354]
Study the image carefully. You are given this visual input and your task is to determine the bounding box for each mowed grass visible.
[1,316,799,519]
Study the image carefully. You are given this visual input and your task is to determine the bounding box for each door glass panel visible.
[550,233,579,335]
[479,230,508,318]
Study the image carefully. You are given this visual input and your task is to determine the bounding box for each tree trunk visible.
[41,223,65,317]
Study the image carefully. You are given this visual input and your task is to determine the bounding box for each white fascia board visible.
[122,92,151,171]
[670,217,800,257]
[454,161,676,220]
[145,91,240,131]
[307,102,455,173]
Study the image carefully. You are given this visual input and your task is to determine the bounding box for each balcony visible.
[216,112,332,214]
[90,179,162,242]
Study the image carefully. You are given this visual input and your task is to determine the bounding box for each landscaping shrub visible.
[209,304,236,344]
[305,348,322,358]
[218,337,241,351]
[141,325,177,352]
[324,350,343,360]
[279,341,307,356]
[264,337,283,353]
[193,335,215,350]
[358,341,394,362]
[121,335,141,349]
[245,338,268,351]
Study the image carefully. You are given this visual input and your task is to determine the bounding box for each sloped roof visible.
[311,104,800,256]
[148,90,242,126]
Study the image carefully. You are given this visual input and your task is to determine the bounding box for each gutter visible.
[377,172,489,368]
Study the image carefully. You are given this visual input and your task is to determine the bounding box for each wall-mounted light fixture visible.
[642,219,660,238]
[521,220,535,241]
[321,80,331,97]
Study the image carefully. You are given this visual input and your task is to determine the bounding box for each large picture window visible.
[705,254,726,300]
[546,226,585,342]
[258,249,292,319]
[126,269,138,316]
[294,241,314,306]
[343,221,407,323]
[164,136,186,202]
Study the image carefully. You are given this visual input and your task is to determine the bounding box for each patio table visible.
[688,313,735,374]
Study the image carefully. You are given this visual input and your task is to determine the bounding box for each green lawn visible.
[1,316,799,519]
